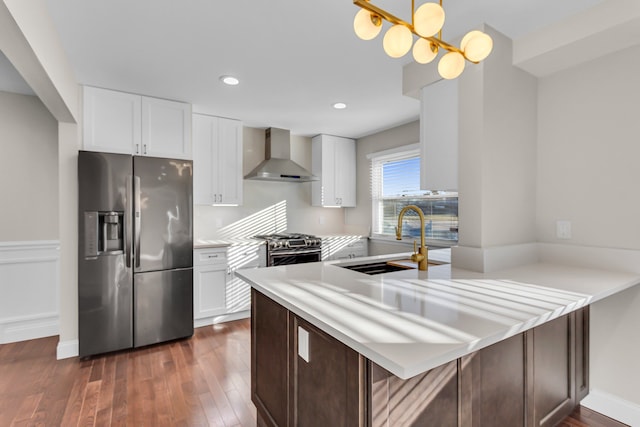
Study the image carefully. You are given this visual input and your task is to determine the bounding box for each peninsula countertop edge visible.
[236,250,640,379]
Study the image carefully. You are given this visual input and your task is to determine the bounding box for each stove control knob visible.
[269,241,278,249]
[283,241,290,248]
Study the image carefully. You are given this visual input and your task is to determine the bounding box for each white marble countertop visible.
[236,250,640,379]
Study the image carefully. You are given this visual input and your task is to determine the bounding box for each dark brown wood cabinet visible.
[252,289,590,427]
[290,316,363,427]
[252,290,289,427]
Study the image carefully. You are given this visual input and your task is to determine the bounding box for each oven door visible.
[269,249,321,266]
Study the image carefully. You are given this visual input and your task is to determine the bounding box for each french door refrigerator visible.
[78,151,193,357]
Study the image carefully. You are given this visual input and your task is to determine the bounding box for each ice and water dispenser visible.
[84,211,124,258]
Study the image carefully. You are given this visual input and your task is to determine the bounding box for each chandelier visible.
[353,0,493,79]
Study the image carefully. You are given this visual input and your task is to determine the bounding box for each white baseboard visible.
[0,313,59,344]
[581,389,640,426]
[0,240,60,343]
[194,310,250,329]
[213,310,250,324]
[56,339,79,360]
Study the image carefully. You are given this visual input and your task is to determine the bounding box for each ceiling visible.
[3,0,603,139]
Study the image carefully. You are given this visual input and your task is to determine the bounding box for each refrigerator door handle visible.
[125,175,133,268]
[134,175,141,269]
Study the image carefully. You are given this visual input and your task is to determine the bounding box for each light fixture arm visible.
[353,0,466,58]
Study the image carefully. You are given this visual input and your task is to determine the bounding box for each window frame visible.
[367,143,458,247]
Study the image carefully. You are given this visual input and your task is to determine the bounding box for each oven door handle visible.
[270,249,322,257]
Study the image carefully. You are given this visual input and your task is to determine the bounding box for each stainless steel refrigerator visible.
[78,151,193,357]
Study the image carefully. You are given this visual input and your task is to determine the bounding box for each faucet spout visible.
[396,205,428,270]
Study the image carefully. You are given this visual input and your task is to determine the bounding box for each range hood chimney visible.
[244,128,318,182]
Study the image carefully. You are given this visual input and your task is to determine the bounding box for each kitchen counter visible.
[237,249,640,379]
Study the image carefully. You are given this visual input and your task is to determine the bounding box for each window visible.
[369,144,458,244]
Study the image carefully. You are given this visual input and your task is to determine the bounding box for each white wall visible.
[537,45,640,408]
[0,91,58,240]
[195,127,348,239]
[537,46,640,249]
[456,26,538,253]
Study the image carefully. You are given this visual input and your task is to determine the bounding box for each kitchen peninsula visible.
[237,250,640,427]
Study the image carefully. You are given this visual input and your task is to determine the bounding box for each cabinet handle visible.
[135,144,140,154]
[208,254,218,258]
[143,144,147,155]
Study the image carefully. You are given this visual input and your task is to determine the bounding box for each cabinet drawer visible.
[228,245,266,269]
[194,248,228,266]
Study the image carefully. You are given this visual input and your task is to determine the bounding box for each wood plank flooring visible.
[0,318,629,427]
[0,320,254,427]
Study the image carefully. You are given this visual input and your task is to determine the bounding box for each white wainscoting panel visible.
[0,241,60,343]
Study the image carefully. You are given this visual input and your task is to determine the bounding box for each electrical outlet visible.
[298,327,310,362]
[556,220,572,239]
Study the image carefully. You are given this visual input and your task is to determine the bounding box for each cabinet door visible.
[216,118,243,205]
[312,135,356,207]
[252,289,289,427]
[334,139,356,207]
[141,97,192,159]
[192,114,215,205]
[83,86,141,154]
[526,313,576,427]
[193,265,227,320]
[226,244,265,313]
[291,316,363,427]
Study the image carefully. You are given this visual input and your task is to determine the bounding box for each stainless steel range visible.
[254,233,322,266]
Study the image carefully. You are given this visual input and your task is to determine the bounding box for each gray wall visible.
[537,45,640,405]
[346,120,421,252]
[0,91,58,241]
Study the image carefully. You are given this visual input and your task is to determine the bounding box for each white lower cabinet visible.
[193,248,228,325]
[193,244,266,327]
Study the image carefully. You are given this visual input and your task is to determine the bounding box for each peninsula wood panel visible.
[370,360,458,426]
[460,333,525,427]
[527,312,577,427]
[252,290,289,427]
[576,306,590,402]
[290,316,363,427]
[251,290,592,427]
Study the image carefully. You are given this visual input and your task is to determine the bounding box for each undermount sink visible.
[337,257,447,275]
[339,261,415,275]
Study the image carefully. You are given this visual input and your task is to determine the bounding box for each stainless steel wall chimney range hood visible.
[244,128,318,182]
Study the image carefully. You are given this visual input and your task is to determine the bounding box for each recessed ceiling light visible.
[220,75,239,86]
[333,102,347,109]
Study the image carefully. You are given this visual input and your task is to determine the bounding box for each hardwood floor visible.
[0,319,629,427]
[0,320,255,427]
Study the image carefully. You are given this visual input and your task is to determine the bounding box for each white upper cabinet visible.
[192,114,243,206]
[311,134,356,207]
[82,86,192,159]
[83,87,141,154]
[420,78,458,191]
[141,97,191,159]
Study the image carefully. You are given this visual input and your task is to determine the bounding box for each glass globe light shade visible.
[412,38,438,64]
[438,51,465,79]
[413,3,445,37]
[461,30,493,62]
[383,24,413,58]
[354,9,382,40]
